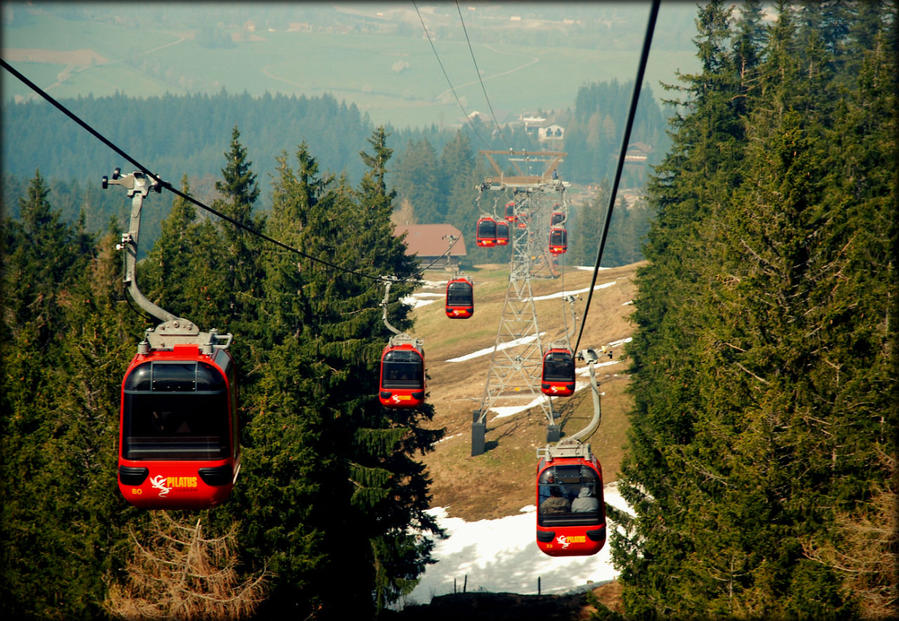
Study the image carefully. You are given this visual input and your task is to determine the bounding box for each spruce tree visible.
[213,125,264,337]
[142,174,229,332]
[613,2,897,616]
[0,186,134,617]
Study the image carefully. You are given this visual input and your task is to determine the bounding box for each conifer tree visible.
[142,174,229,332]
[614,2,897,616]
[213,126,264,335]
[235,129,442,618]
[1,197,135,617]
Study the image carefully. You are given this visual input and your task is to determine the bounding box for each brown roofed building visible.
[394,223,467,270]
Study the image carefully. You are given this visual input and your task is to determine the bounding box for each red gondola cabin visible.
[495,220,510,246]
[379,343,425,408]
[536,454,606,556]
[118,344,240,509]
[475,217,497,247]
[549,226,568,255]
[446,277,474,319]
[504,201,517,222]
[541,348,575,396]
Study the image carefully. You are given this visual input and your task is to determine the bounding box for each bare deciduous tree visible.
[105,513,267,620]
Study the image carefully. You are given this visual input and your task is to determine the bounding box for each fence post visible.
[538,576,542,595]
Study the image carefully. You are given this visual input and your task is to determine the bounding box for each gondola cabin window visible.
[538,465,603,523]
[382,349,424,387]
[122,363,229,460]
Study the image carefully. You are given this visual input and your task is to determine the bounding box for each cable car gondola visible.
[541,348,576,396]
[504,201,517,222]
[105,169,240,510]
[446,277,474,319]
[549,226,568,255]
[119,341,240,509]
[536,449,605,557]
[475,217,497,247]
[379,342,426,408]
[495,220,510,246]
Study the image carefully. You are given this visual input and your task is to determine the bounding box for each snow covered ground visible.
[446,333,546,363]
[401,482,632,607]
[403,292,443,309]
[531,280,617,302]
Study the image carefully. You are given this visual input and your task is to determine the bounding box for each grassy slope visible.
[410,261,641,522]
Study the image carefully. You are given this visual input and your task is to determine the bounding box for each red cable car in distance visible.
[379,341,425,408]
[542,348,576,396]
[119,341,240,509]
[504,201,517,222]
[445,277,474,319]
[495,220,510,246]
[549,226,568,255]
[536,448,606,556]
[475,217,497,247]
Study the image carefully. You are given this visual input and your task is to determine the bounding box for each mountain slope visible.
[409,261,641,521]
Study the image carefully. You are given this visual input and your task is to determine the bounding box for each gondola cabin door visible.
[536,454,605,556]
[379,343,425,408]
[119,344,240,509]
[445,278,474,319]
[541,348,576,397]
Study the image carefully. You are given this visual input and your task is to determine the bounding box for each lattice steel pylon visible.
[471,151,569,456]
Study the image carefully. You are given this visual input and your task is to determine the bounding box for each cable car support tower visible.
[471,150,569,456]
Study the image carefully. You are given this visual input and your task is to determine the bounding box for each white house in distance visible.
[519,114,565,144]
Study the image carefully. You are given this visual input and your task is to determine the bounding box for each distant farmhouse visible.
[518,114,565,144]
[394,224,466,270]
[624,142,652,163]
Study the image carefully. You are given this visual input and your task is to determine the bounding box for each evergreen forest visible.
[1,126,444,619]
[1,1,896,619]
[2,78,668,267]
[612,1,897,617]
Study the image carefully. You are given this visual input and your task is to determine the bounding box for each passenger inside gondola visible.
[572,486,600,512]
[537,464,602,525]
[540,485,571,514]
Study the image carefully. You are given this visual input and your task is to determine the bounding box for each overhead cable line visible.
[573,0,659,354]
[411,1,490,147]
[1,58,405,287]
[455,0,503,131]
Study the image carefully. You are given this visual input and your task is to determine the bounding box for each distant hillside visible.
[1,3,700,128]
